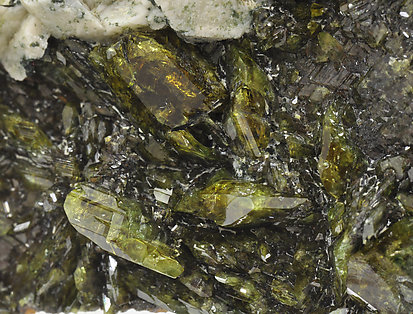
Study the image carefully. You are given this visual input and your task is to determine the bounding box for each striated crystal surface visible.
[225,44,275,158]
[0,0,412,313]
[175,179,309,227]
[64,183,184,278]
[91,32,226,129]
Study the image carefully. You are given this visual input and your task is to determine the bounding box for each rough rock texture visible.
[0,0,412,313]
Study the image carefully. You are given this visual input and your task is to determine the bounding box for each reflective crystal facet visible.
[175,179,309,227]
[318,103,364,198]
[226,45,275,158]
[91,33,226,129]
[64,183,184,278]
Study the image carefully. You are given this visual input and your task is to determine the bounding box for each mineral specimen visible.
[225,43,275,158]
[0,0,412,313]
[64,183,184,278]
[175,179,309,227]
[0,0,257,80]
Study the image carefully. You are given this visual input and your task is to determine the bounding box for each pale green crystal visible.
[175,179,309,227]
[318,103,364,198]
[63,183,184,278]
[226,45,275,158]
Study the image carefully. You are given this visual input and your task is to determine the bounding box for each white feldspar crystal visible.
[21,0,165,39]
[154,0,258,40]
[21,0,105,40]
[0,7,49,81]
[0,0,257,80]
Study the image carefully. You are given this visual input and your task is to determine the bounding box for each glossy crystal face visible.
[64,183,184,279]
[0,1,412,313]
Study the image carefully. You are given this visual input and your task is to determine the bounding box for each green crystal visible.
[0,107,52,152]
[0,217,11,237]
[328,201,345,237]
[310,3,326,18]
[17,163,54,190]
[175,179,309,227]
[318,102,364,198]
[332,166,403,300]
[226,44,274,158]
[90,32,226,130]
[63,183,184,278]
[214,271,261,302]
[271,279,298,307]
[317,32,344,62]
[166,129,217,161]
[346,218,413,312]
[398,193,413,212]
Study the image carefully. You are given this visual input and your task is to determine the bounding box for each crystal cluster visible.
[0,0,412,313]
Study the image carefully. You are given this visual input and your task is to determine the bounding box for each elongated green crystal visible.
[175,179,309,227]
[271,278,298,306]
[333,230,353,298]
[318,103,364,198]
[226,45,275,158]
[63,183,184,278]
[332,167,402,300]
[0,107,55,189]
[214,271,261,302]
[346,218,413,312]
[166,129,216,161]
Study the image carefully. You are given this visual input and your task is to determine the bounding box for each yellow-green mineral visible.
[64,183,183,278]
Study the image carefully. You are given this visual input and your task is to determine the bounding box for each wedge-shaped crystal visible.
[346,218,413,312]
[64,183,184,278]
[91,33,226,129]
[166,129,216,161]
[332,168,400,299]
[175,180,308,227]
[318,103,364,198]
[0,106,52,153]
[317,32,344,62]
[226,45,275,158]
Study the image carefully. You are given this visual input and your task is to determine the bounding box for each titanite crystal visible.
[0,105,52,154]
[91,32,226,129]
[346,218,413,312]
[226,44,275,158]
[64,183,184,278]
[318,102,364,198]
[175,179,309,227]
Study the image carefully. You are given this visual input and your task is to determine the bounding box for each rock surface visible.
[0,0,412,313]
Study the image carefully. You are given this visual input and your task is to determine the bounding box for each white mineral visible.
[154,0,258,40]
[0,0,258,80]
